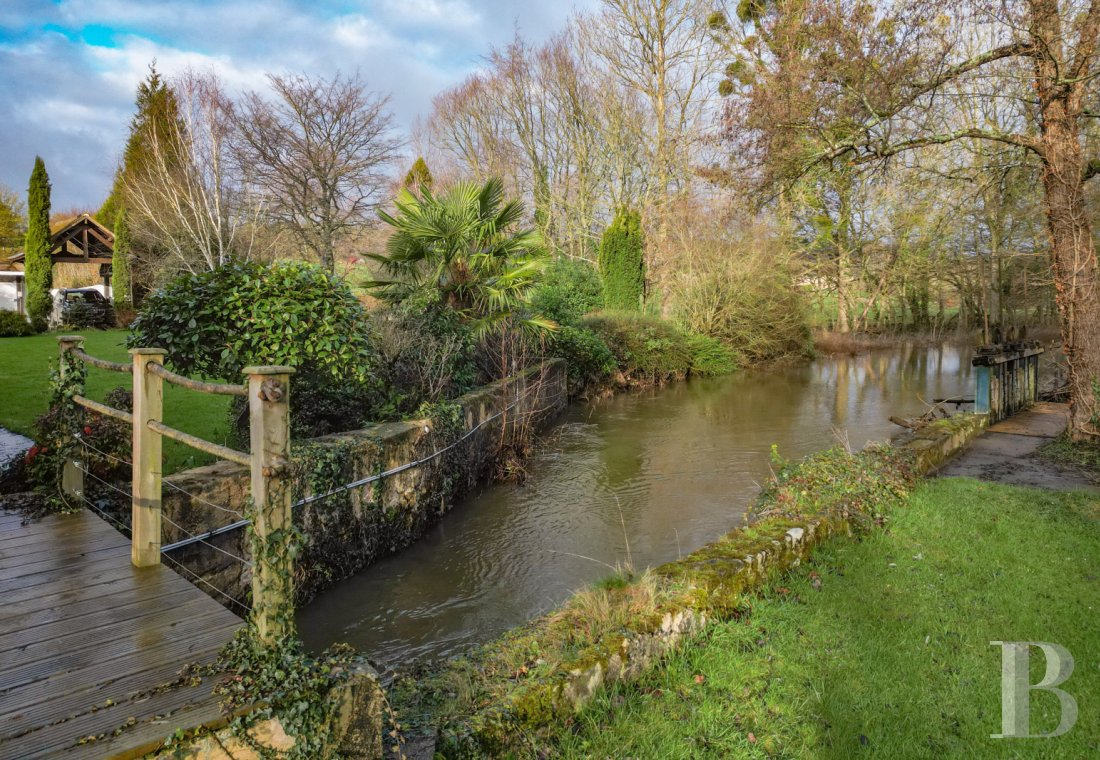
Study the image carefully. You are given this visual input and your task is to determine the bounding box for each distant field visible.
[0,329,231,473]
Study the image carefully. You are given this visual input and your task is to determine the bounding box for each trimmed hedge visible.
[0,311,34,337]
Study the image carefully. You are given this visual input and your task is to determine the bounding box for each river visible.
[298,343,973,669]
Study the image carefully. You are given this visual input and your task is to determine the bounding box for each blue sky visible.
[0,0,592,210]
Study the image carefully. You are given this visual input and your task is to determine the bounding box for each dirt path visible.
[937,402,1098,492]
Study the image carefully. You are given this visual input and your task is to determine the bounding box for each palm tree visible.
[365,178,554,336]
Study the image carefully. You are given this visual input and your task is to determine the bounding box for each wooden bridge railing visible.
[58,336,294,644]
[973,342,1044,423]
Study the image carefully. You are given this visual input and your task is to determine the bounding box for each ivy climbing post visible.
[58,335,85,503]
[130,348,165,567]
[246,365,296,645]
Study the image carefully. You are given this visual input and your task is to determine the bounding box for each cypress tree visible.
[111,209,133,310]
[403,156,434,193]
[597,207,645,311]
[24,156,52,325]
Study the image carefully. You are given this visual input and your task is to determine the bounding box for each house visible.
[1,214,115,315]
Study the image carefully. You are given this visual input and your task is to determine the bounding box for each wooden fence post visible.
[245,365,295,644]
[130,348,165,567]
[58,335,85,503]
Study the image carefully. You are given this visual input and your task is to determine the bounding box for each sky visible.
[0,0,593,211]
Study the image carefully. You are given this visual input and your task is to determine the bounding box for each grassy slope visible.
[0,330,231,473]
[553,478,1100,759]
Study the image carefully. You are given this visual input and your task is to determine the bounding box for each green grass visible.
[551,478,1100,759]
[0,330,232,473]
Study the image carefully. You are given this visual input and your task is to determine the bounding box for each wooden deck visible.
[0,507,243,759]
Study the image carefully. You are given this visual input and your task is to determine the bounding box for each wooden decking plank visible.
[1,542,130,577]
[0,607,239,693]
[2,585,201,643]
[2,567,187,618]
[0,512,109,539]
[3,677,227,759]
[0,519,127,553]
[0,643,226,742]
[0,509,243,759]
[0,550,145,594]
[3,561,153,607]
[0,586,220,654]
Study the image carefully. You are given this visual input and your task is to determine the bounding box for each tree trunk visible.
[1037,83,1100,440]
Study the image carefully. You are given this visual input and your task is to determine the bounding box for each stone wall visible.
[163,359,568,608]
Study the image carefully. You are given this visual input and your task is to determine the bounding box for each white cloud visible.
[0,0,592,208]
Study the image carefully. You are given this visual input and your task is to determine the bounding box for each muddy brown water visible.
[297,344,973,670]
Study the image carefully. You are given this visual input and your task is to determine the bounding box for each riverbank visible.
[547,476,1100,758]
[386,415,989,755]
[385,406,1098,758]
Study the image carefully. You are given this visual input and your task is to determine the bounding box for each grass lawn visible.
[553,477,1100,758]
[0,330,232,473]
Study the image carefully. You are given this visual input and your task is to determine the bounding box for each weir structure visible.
[972,341,1044,423]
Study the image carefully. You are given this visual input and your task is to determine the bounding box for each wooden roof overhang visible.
[9,214,115,265]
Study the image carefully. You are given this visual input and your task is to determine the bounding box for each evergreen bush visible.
[130,261,380,440]
[581,311,693,383]
[529,257,603,326]
[0,311,33,337]
[597,208,645,311]
[549,325,617,394]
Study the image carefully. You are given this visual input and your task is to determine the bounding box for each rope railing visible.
[73,395,134,425]
[146,419,251,467]
[69,347,131,374]
[146,362,247,396]
[58,336,295,645]
[161,513,252,566]
[292,396,521,508]
[161,552,252,614]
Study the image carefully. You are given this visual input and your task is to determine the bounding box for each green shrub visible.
[597,208,645,311]
[228,370,377,445]
[671,248,810,362]
[550,325,617,395]
[529,257,603,326]
[581,311,693,382]
[131,261,380,441]
[129,261,376,384]
[372,291,478,417]
[0,311,33,337]
[686,333,739,376]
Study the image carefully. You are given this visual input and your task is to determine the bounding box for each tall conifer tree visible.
[97,63,181,231]
[24,156,52,324]
[597,208,645,311]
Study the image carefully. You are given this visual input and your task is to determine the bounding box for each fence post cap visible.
[57,335,85,344]
[243,365,296,376]
[128,347,167,356]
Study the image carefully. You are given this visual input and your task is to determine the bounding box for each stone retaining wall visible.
[163,359,568,608]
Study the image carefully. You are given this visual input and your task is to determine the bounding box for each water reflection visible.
[298,343,972,668]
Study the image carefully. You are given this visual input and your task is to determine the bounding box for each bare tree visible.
[126,70,262,276]
[717,0,1100,440]
[234,72,403,271]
